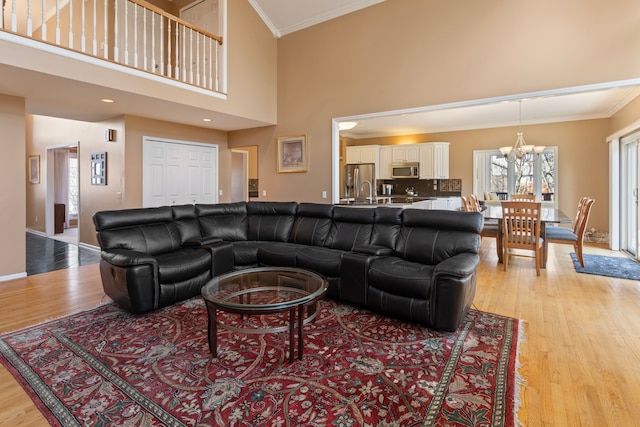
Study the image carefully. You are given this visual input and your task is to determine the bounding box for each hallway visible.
[25,232,100,276]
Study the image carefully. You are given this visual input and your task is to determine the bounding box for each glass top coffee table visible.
[201,267,328,363]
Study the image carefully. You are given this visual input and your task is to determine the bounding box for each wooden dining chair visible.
[510,194,536,202]
[545,198,595,267]
[502,201,543,275]
[463,195,501,258]
[461,196,472,212]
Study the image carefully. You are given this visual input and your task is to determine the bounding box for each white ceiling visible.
[249,0,385,38]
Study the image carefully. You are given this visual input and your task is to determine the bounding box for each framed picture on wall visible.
[91,152,107,185]
[28,155,40,184]
[277,134,308,173]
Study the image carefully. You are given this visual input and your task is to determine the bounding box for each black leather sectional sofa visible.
[93,202,483,331]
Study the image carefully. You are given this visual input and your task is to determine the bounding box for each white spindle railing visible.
[0,0,224,93]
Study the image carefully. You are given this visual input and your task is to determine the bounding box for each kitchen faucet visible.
[363,180,375,203]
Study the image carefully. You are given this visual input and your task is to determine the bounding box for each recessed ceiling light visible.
[202,118,212,122]
[101,98,115,103]
[338,121,358,130]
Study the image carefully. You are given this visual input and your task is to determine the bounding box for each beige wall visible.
[0,95,26,278]
[230,0,640,218]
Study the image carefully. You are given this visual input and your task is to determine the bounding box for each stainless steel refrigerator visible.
[344,163,376,202]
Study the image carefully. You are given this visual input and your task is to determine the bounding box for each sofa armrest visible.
[183,236,223,247]
[99,250,160,314]
[430,253,480,331]
[101,249,158,268]
[352,244,393,256]
[433,252,479,279]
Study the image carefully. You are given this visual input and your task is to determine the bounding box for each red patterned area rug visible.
[0,298,522,426]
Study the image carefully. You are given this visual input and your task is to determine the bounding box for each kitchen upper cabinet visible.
[346,145,379,164]
[392,145,420,163]
[379,146,393,179]
[419,142,450,179]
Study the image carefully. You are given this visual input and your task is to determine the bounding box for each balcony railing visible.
[1,0,224,93]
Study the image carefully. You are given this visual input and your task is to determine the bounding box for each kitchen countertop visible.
[337,195,462,210]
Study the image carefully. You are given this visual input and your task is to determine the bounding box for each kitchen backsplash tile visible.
[378,178,462,197]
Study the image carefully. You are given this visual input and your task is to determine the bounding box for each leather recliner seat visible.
[93,201,482,331]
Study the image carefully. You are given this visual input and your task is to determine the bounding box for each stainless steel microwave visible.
[391,162,419,178]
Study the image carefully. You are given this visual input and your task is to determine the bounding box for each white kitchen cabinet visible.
[431,198,449,210]
[379,146,393,179]
[346,145,379,165]
[446,197,462,211]
[419,142,449,179]
[391,145,420,163]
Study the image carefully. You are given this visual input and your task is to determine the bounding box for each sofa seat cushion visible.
[368,257,434,299]
[257,243,306,267]
[155,248,211,283]
[232,241,277,267]
[297,246,344,277]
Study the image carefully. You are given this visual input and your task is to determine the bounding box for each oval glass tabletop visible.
[202,266,328,311]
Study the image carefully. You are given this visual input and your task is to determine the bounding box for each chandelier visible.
[499,100,545,163]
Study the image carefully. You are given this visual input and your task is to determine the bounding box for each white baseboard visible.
[0,272,27,282]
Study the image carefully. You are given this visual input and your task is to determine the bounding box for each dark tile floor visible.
[26,233,101,276]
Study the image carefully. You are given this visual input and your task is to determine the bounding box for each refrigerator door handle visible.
[354,167,360,198]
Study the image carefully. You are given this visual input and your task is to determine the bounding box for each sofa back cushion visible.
[93,206,182,255]
[247,202,297,242]
[325,206,374,251]
[289,203,334,246]
[397,210,482,265]
[196,202,248,241]
[371,207,403,249]
[171,204,201,244]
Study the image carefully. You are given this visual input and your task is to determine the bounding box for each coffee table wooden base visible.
[205,299,320,363]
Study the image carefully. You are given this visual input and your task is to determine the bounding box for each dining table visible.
[482,204,572,267]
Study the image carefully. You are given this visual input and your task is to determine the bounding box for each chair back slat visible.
[502,201,542,250]
[573,197,590,234]
[469,194,481,212]
[510,194,536,202]
[575,198,595,240]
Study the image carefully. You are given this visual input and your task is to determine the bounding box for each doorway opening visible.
[46,144,80,245]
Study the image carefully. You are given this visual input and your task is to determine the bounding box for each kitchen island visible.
[338,196,461,210]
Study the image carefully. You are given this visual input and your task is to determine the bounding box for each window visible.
[68,156,79,216]
[475,148,557,203]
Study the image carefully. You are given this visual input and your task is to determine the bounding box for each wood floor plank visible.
[1,242,640,426]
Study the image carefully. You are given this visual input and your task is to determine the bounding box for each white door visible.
[143,137,218,207]
[621,132,640,258]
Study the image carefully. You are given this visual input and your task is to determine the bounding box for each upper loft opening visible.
[1,0,226,94]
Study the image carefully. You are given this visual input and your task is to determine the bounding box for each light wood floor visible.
[1,241,639,426]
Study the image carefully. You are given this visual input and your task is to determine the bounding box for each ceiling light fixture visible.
[101,98,115,103]
[338,121,358,131]
[499,100,545,164]
[202,118,212,122]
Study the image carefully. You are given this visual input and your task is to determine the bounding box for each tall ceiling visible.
[2,0,639,135]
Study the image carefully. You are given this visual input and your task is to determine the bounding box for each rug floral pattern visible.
[0,298,519,426]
